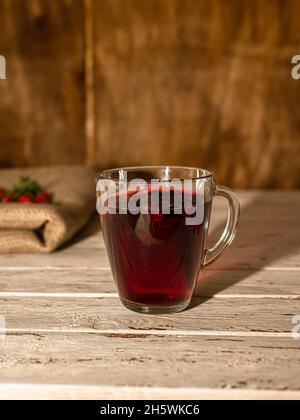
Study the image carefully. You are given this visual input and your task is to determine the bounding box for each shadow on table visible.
[189,191,300,309]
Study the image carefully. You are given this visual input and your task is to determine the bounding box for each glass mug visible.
[97,166,240,314]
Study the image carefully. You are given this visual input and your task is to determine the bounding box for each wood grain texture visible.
[0,385,299,401]
[0,268,299,297]
[1,296,298,333]
[0,334,300,391]
[0,0,86,167]
[91,0,300,188]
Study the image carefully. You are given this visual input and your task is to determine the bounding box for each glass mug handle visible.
[204,186,240,267]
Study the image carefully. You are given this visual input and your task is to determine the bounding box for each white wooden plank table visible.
[0,191,299,400]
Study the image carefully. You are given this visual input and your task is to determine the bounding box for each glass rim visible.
[96,166,215,183]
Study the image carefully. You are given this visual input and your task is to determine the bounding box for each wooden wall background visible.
[0,0,300,189]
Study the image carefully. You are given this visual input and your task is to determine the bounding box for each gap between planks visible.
[3,328,294,339]
[0,384,299,400]
[84,0,96,167]
[0,292,299,300]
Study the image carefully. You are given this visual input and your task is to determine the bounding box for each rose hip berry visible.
[18,196,33,204]
[3,196,13,203]
[35,192,52,204]
[0,189,6,201]
[1,177,56,205]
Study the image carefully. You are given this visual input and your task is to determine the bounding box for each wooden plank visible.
[0,334,299,391]
[91,0,300,189]
[0,385,299,401]
[196,269,300,297]
[0,296,298,333]
[2,330,292,339]
[0,384,300,401]
[0,269,113,293]
[0,268,299,297]
[0,0,86,167]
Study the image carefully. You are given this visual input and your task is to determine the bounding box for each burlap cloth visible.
[0,166,96,253]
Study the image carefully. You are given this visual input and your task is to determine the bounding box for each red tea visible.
[101,189,212,311]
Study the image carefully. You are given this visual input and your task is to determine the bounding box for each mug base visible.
[121,298,191,315]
